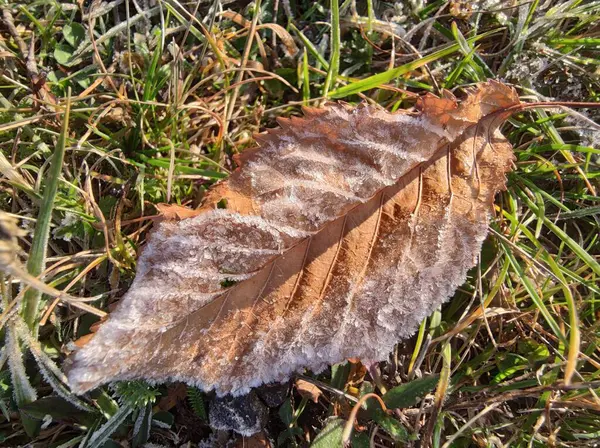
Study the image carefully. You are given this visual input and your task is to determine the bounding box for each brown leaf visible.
[89,316,107,333]
[295,379,322,403]
[73,333,95,348]
[157,383,188,411]
[67,81,519,397]
[155,203,204,220]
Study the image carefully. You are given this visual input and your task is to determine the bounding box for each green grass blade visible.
[499,241,568,346]
[330,29,499,98]
[543,254,580,384]
[553,205,600,220]
[549,37,600,47]
[85,403,133,448]
[302,50,311,103]
[443,46,477,88]
[515,188,600,276]
[21,92,72,334]
[322,0,340,97]
[450,22,484,81]
[290,23,329,69]
[6,321,39,436]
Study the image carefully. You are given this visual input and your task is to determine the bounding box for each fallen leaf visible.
[67,81,519,397]
[155,203,203,220]
[89,316,107,333]
[209,391,268,436]
[73,333,94,348]
[295,379,322,403]
[157,383,188,411]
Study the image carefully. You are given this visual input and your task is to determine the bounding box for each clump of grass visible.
[0,0,598,446]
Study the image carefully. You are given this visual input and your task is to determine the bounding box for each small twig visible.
[409,333,432,379]
[366,362,387,394]
[1,7,27,56]
[81,2,120,96]
[25,32,38,76]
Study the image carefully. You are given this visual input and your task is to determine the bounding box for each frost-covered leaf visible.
[85,403,133,448]
[209,391,268,436]
[132,402,152,448]
[6,321,39,436]
[256,382,288,407]
[67,81,520,397]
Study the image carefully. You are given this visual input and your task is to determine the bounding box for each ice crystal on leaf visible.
[66,81,520,397]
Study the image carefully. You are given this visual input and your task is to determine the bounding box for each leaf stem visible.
[341,393,387,445]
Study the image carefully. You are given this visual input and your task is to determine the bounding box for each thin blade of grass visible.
[302,50,310,104]
[2,274,39,436]
[290,23,329,69]
[330,29,499,98]
[543,254,580,385]
[515,187,600,276]
[21,91,71,334]
[322,0,340,97]
[499,240,568,346]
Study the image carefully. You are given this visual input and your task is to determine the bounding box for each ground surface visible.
[0,0,599,447]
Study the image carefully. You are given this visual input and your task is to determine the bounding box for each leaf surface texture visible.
[67,81,520,396]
